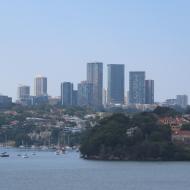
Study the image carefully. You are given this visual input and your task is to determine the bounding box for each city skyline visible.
[1,66,188,105]
[1,2,190,189]
[0,1,190,101]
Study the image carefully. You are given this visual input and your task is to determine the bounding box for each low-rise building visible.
[172,130,190,144]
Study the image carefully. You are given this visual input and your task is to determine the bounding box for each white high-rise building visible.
[34,76,47,96]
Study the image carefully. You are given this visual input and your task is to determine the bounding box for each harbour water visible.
[0,148,190,190]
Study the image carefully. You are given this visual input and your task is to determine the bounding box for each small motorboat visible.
[0,152,10,158]
[19,145,25,149]
[22,154,29,158]
[55,148,65,155]
[76,148,80,153]
[55,150,61,155]
[31,145,36,149]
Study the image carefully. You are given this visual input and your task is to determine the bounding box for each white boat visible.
[65,146,72,151]
[19,145,25,149]
[76,148,80,153]
[22,154,29,158]
[31,145,36,149]
[41,146,49,151]
[55,151,60,155]
[55,149,65,155]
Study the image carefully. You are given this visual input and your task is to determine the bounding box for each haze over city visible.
[0,0,190,101]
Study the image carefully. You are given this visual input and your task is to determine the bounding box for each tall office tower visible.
[34,76,47,96]
[87,62,103,109]
[78,81,93,107]
[103,88,107,107]
[129,71,145,104]
[17,85,30,100]
[61,82,73,107]
[176,95,188,108]
[72,90,78,106]
[145,80,154,104]
[107,64,125,105]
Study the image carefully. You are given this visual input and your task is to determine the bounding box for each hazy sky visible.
[0,0,190,101]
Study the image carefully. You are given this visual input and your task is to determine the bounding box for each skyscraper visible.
[103,88,107,107]
[61,82,73,107]
[18,85,30,100]
[17,85,31,105]
[34,76,47,97]
[72,90,78,106]
[107,64,125,105]
[176,95,188,108]
[129,72,145,104]
[145,80,154,104]
[87,62,103,109]
[78,81,93,107]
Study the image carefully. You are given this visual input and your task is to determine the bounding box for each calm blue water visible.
[0,148,190,190]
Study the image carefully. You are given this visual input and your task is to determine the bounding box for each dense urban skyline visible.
[0,1,190,101]
[0,63,189,107]
[1,2,190,189]
[13,63,188,109]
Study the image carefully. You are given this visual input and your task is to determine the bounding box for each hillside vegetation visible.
[80,113,190,161]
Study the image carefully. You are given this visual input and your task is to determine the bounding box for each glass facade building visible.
[61,82,73,107]
[107,64,125,105]
[87,62,103,109]
[129,72,145,104]
[145,80,154,104]
[78,81,93,107]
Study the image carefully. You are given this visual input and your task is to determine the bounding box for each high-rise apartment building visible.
[145,80,154,104]
[17,85,31,105]
[176,95,188,108]
[34,76,47,96]
[107,64,125,105]
[87,62,103,109]
[129,71,145,104]
[18,85,30,100]
[61,82,73,107]
[78,81,93,107]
